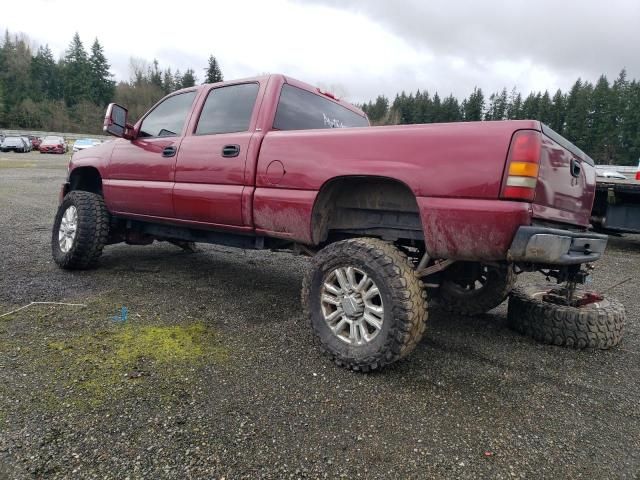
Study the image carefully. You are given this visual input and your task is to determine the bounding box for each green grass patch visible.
[44,323,228,407]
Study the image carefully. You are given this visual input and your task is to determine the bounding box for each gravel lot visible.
[1,151,639,479]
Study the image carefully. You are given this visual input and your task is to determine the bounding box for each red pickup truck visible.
[52,74,625,371]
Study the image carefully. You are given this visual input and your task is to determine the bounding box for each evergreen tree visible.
[162,67,175,94]
[550,89,566,132]
[148,59,162,89]
[441,94,462,122]
[88,38,115,106]
[463,87,484,121]
[590,75,616,163]
[506,88,523,119]
[538,91,553,125]
[564,79,593,153]
[204,55,223,83]
[486,88,508,120]
[30,45,60,101]
[62,32,90,105]
[181,68,197,88]
[365,95,389,124]
[432,92,442,123]
[626,81,640,165]
[173,69,183,89]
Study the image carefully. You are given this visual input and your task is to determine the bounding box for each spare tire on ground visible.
[508,283,625,349]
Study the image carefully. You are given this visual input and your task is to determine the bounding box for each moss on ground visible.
[43,322,228,408]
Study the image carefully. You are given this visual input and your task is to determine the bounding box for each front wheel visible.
[508,283,625,349]
[302,238,428,372]
[52,191,110,269]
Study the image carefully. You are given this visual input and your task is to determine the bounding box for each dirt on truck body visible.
[52,73,625,371]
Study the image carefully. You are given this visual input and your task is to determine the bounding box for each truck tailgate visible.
[532,126,596,228]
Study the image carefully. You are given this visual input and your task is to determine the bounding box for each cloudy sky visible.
[2,0,638,102]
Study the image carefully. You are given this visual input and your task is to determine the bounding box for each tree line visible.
[362,71,640,165]
[0,30,224,134]
[1,29,638,165]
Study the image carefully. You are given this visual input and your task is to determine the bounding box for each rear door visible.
[173,82,261,228]
[104,90,197,218]
[533,125,597,227]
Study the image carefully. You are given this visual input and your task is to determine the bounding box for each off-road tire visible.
[52,191,110,270]
[434,262,516,316]
[508,283,625,349]
[302,238,428,372]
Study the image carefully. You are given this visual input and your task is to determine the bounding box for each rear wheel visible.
[508,283,625,349]
[302,238,427,372]
[52,191,110,269]
[433,262,516,316]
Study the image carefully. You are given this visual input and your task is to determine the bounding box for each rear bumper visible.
[507,226,608,265]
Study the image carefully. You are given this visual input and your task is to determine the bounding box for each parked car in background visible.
[72,138,101,153]
[1,136,28,153]
[20,136,32,152]
[29,136,42,150]
[39,136,67,154]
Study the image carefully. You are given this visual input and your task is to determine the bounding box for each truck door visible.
[104,90,197,219]
[173,82,261,228]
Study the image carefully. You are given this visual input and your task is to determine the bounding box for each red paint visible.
[69,74,598,262]
[417,198,532,260]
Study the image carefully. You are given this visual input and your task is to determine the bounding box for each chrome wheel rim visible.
[320,266,384,345]
[58,205,78,253]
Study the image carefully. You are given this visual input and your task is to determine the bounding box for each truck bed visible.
[593,177,640,233]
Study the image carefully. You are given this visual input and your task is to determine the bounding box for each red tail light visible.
[636,159,640,180]
[501,130,542,202]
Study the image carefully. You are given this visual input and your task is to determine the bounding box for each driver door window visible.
[139,91,196,138]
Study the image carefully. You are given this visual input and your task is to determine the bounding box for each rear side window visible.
[139,91,197,138]
[273,84,368,131]
[196,83,260,135]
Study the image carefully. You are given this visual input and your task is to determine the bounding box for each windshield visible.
[42,136,61,143]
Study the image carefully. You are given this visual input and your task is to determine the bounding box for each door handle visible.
[162,146,177,158]
[570,158,581,178]
[222,144,240,158]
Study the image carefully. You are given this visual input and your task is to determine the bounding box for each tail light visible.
[635,158,640,181]
[501,130,542,202]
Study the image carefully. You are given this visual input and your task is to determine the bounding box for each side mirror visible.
[104,103,132,138]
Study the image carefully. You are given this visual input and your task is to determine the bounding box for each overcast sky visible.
[2,0,638,103]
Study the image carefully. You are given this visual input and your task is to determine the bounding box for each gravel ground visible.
[1,151,639,479]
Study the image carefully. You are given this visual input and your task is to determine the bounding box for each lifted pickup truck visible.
[52,74,625,371]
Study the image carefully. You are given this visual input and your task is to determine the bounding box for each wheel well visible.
[69,167,103,195]
[311,176,424,245]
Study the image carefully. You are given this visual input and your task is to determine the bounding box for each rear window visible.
[273,84,368,131]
